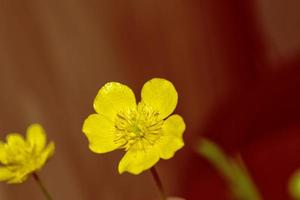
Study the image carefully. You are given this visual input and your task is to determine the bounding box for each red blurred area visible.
[183,0,300,199]
[185,57,300,200]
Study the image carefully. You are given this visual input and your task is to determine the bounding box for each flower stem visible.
[32,172,53,200]
[150,167,167,200]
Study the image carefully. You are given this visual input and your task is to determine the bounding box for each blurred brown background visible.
[0,0,299,199]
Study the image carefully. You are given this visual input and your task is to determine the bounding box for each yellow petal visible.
[26,123,46,152]
[7,174,28,184]
[0,167,14,182]
[0,141,8,164]
[44,142,55,159]
[82,114,119,153]
[157,114,185,159]
[118,142,160,175]
[6,133,25,148]
[93,82,136,120]
[36,142,55,170]
[141,78,178,120]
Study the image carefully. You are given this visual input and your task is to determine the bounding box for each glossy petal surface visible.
[141,78,178,120]
[83,114,119,153]
[157,114,185,159]
[118,143,160,174]
[93,82,136,120]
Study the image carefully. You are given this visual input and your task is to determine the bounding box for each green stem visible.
[32,172,53,200]
[150,167,167,200]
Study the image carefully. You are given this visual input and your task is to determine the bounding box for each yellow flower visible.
[83,78,186,175]
[0,124,55,184]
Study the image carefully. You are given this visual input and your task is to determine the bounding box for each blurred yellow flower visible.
[0,124,55,184]
[83,78,185,175]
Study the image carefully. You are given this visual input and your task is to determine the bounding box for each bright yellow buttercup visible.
[0,124,55,184]
[83,78,186,174]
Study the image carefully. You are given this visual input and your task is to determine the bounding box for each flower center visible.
[114,103,164,151]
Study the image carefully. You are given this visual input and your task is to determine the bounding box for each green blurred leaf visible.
[289,169,300,200]
[197,138,262,200]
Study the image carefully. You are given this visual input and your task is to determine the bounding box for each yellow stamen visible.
[114,103,164,151]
